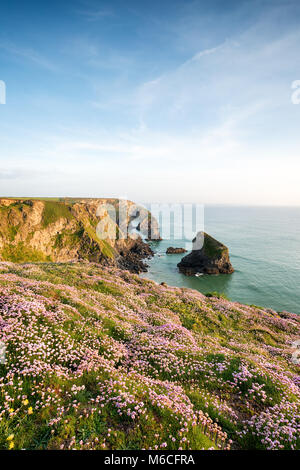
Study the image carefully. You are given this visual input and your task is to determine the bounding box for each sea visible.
[140,205,300,314]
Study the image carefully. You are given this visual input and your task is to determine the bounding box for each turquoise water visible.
[141,206,300,314]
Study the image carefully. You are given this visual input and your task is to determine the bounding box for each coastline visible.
[140,206,300,315]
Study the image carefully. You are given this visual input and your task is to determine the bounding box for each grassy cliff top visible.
[0,262,299,450]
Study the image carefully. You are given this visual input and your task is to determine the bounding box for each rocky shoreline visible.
[117,237,154,273]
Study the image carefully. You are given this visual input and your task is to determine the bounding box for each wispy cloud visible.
[0,41,57,72]
[63,35,133,73]
[189,43,229,63]
[76,8,113,21]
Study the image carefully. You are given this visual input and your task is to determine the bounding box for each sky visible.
[0,0,300,205]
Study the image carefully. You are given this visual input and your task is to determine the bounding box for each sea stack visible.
[177,231,234,276]
[166,247,187,254]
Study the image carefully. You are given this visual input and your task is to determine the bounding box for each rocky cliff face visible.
[177,231,234,275]
[0,198,160,272]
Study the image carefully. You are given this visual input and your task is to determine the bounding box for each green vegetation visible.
[0,262,299,450]
[53,227,85,249]
[1,243,51,262]
[98,240,115,259]
[91,280,123,297]
[41,201,74,228]
[205,291,230,300]
[203,232,227,258]
[7,225,19,241]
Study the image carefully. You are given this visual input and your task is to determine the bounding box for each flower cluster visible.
[0,261,299,450]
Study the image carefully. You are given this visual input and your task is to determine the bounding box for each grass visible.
[203,232,227,259]
[41,201,74,228]
[1,243,51,262]
[205,291,230,300]
[78,216,115,259]
[90,280,123,297]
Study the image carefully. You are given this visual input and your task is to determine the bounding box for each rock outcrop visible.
[166,247,187,254]
[0,198,159,273]
[177,231,234,275]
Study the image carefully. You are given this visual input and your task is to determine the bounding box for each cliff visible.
[0,261,299,450]
[178,231,234,275]
[0,198,160,272]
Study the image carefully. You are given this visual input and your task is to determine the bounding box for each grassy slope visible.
[202,232,227,259]
[0,262,299,450]
[41,201,74,228]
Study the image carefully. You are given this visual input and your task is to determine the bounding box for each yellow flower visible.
[8,441,14,450]
[7,434,14,441]
[9,408,14,413]
[23,399,29,406]
[27,407,33,415]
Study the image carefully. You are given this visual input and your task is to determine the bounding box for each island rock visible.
[177,231,234,275]
[166,247,187,254]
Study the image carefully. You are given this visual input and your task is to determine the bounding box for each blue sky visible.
[0,0,300,204]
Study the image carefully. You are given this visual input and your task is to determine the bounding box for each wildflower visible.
[23,399,29,406]
[27,407,33,415]
[7,434,14,441]
[9,442,14,450]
